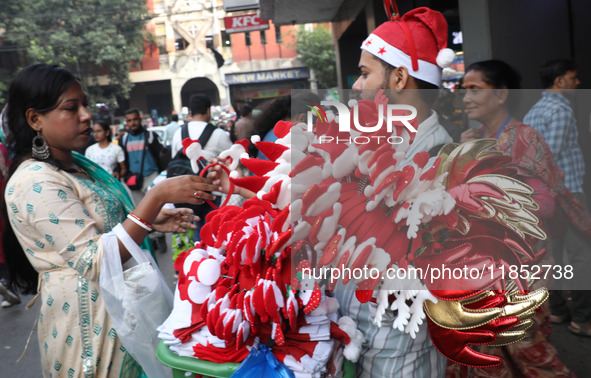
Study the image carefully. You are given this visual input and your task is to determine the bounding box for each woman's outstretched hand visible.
[207,158,255,199]
[123,175,219,253]
[207,158,234,194]
[150,175,220,208]
[153,207,199,233]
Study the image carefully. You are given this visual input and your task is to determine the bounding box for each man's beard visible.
[129,126,144,135]
[381,77,390,92]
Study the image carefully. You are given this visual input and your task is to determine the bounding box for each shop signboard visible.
[224,13,269,34]
[225,68,310,85]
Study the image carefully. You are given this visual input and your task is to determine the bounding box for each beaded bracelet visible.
[127,213,153,232]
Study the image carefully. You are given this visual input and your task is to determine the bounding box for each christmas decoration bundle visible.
[158,93,548,376]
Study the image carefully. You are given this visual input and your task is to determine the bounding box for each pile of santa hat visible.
[158,120,364,377]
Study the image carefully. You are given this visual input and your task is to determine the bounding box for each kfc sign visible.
[224,13,269,34]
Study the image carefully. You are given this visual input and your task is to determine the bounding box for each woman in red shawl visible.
[453,60,585,377]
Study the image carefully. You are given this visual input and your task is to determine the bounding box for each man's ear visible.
[554,75,565,89]
[25,108,42,132]
[389,66,411,91]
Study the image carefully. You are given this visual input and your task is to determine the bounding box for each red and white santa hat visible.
[361,6,455,87]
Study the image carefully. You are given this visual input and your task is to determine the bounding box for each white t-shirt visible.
[171,121,232,159]
[85,142,125,174]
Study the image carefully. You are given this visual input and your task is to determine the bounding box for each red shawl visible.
[494,123,591,244]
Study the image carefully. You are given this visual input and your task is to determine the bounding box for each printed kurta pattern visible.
[5,160,142,378]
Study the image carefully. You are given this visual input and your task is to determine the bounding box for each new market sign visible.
[225,68,310,85]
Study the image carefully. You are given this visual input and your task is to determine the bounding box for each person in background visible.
[433,88,463,142]
[457,59,583,376]
[150,109,159,127]
[3,63,217,377]
[121,108,164,205]
[254,97,290,143]
[163,111,180,147]
[251,97,291,159]
[84,119,127,180]
[522,59,591,337]
[169,94,232,257]
[179,106,189,125]
[170,95,232,162]
[225,114,237,142]
[232,105,255,143]
[115,125,127,146]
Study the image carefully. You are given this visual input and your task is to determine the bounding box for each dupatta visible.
[73,151,155,255]
[495,123,591,245]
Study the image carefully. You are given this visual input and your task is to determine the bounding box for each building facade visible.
[122,0,308,119]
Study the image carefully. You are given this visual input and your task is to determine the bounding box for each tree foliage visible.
[0,0,150,107]
[291,25,337,89]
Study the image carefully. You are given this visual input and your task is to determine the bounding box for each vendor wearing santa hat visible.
[335,6,454,377]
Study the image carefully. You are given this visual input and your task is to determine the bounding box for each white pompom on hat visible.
[436,47,456,69]
[361,7,455,87]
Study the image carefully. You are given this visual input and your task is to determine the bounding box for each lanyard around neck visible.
[491,115,512,139]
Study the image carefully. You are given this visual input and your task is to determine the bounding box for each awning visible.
[259,0,366,26]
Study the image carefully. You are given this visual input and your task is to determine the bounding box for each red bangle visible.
[127,212,153,232]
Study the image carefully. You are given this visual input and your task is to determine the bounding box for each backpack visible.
[166,123,216,178]
[166,123,219,215]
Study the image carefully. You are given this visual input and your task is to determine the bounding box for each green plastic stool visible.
[157,340,356,378]
[342,358,356,378]
[156,341,240,378]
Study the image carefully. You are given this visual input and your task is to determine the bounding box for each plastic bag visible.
[100,224,174,378]
[230,345,295,378]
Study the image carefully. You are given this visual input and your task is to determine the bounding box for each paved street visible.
[1,237,590,376]
[0,236,178,377]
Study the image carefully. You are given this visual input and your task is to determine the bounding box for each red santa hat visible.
[361,6,455,87]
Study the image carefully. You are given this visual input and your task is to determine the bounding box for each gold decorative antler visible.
[424,288,548,342]
[438,139,546,241]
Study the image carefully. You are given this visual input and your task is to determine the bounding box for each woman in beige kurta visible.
[6,159,142,377]
[3,64,219,377]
